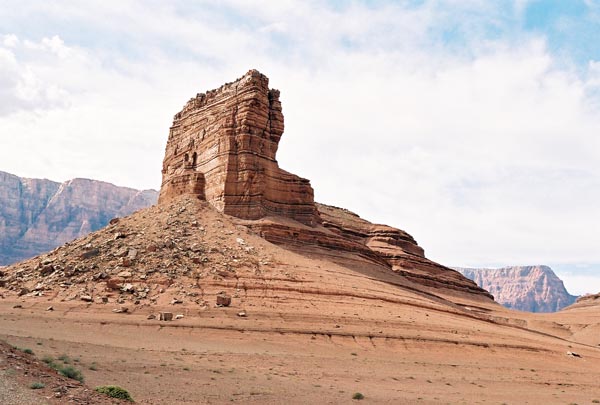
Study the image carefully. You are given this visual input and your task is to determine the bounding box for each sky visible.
[0,0,599,295]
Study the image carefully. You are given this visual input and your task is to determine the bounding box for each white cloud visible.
[24,35,71,58]
[2,34,18,47]
[0,1,599,292]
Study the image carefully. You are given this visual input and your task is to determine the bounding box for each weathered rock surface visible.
[317,204,487,295]
[0,70,492,310]
[0,171,157,265]
[455,265,578,312]
[157,69,488,299]
[159,69,319,226]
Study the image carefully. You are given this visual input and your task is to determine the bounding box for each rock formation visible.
[159,69,319,226]
[317,204,483,294]
[455,265,578,312]
[157,69,489,299]
[3,71,600,405]
[0,170,157,265]
[0,70,492,305]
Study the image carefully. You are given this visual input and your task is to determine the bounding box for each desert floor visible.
[1,298,599,405]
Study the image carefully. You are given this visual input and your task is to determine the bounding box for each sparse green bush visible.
[59,365,84,382]
[42,356,60,371]
[352,392,364,400]
[30,382,45,389]
[58,354,71,364]
[16,347,34,354]
[89,362,98,371]
[95,385,134,402]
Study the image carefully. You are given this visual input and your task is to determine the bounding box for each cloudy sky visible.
[1,1,599,294]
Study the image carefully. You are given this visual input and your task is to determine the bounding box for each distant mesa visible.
[455,265,578,312]
[0,170,157,265]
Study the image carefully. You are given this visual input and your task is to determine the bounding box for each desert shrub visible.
[21,348,34,355]
[59,365,84,382]
[89,362,98,371]
[352,392,365,400]
[58,354,71,364]
[42,356,60,371]
[30,382,45,389]
[95,385,134,402]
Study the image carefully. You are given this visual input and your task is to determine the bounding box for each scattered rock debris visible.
[0,197,271,315]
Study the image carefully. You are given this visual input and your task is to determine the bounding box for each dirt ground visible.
[1,296,599,405]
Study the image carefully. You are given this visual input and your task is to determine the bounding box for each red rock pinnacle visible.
[159,69,320,226]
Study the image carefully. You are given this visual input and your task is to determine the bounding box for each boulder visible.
[216,293,231,307]
[80,248,100,259]
[159,312,173,321]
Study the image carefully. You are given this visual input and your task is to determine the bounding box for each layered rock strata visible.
[159,69,319,226]
[157,70,490,299]
[0,171,157,265]
[0,70,492,302]
[456,265,578,312]
[317,204,485,295]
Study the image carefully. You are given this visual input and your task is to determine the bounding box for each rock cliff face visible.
[0,171,157,265]
[455,265,578,312]
[157,70,490,299]
[159,69,319,226]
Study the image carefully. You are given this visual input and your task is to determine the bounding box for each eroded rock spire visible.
[159,70,319,226]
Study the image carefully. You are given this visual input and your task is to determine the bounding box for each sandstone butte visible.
[1,70,600,404]
[158,69,487,298]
